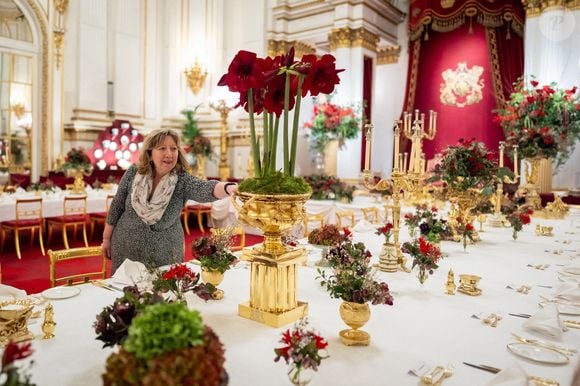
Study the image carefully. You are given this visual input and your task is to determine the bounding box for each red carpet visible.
[0,222,263,294]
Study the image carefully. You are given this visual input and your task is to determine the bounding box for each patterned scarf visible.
[130,172,178,225]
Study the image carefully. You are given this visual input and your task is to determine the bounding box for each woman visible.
[101,128,237,273]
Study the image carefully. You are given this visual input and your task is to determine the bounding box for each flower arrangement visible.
[415,205,450,243]
[102,302,226,386]
[151,264,215,302]
[317,240,394,305]
[401,237,442,284]
[182,107,214,159]
[307,224,349,246]
[192,231,238,274]
[304,101,361,152]
[505,205,533,240]
[303,174,356,202]
[1,341,35,386]
[94,286,163,348]
[429,139,510,195]
[375,223,393,244]
[218,47,343,194]
[495,78,580,168]
[274,318,329,385]
[455,216,475,251]
[26,180,56,193]
[62,147,92,172]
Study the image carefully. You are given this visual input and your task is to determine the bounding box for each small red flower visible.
[2,341,33,368]
[466,223,475,231]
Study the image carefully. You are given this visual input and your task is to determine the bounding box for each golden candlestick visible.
[362,122,411,273]
[209,99,234,181]
[489,142,519,228]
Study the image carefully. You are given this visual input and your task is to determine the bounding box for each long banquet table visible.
[22,208,580,385]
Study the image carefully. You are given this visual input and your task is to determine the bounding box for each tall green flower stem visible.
[246,72,304,178]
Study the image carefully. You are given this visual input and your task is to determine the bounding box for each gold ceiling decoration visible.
[377,45,401,65]
[267,39,316,57]
[328,27,379,52]
[521,0,580,17]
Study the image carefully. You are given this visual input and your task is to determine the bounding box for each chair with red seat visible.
[0,197,45,259]
[46,195,89,249]
[89,194,115,240]
[182,203,213,234]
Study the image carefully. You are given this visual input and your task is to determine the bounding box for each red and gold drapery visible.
[403,0,525,159]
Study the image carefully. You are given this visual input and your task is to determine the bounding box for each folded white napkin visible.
[564,260,580,275]
[522,303,566,339]
[485,362,528,386]
[0,284,27,302]
[111,259,151,286]
[352,219,376,233]
[554,282,580,303]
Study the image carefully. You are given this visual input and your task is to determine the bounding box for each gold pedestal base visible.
[339,329,370,346]
[238,301,308,328]
[239,245,308,327]
[377,243,398,273]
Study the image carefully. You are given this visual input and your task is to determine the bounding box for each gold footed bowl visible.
[0,300,34,345]
[339,301,371,346]
[201,268,225,300]
[233,191,311,327]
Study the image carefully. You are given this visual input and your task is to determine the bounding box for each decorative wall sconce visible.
[184,60,208,95]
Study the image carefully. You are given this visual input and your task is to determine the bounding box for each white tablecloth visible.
[0,189,115,222]
[22,209,580,386]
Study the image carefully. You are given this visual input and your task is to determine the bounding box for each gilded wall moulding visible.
[328,27,379,52]
[522,0,580,17]
[377,45,401,64]
[267,39,316,57]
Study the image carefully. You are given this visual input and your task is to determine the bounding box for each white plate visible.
[507,343,569,364]
[42,286,81,300]
[539,301,580,316]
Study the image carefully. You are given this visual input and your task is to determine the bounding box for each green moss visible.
[238,172,312,195]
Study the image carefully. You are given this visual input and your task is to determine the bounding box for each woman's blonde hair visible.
[137,128,189,175]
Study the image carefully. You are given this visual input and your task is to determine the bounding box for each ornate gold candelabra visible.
[184,59,208,95]
[400,110,437,203]
[209,99,233,181]
[488,142,519,227]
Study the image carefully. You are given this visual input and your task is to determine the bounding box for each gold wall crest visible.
[440,62,484,108]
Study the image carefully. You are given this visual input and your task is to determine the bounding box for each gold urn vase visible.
[524,157,544,210]
[338,301,371,346]
[232,191,311,327]
[448,188,480,242]
[201,267,225,300]
[65,166,92,194]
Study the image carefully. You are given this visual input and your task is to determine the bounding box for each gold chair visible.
[335,210,355,228]
[0,197,45,259]
[89,194,115,240]
[303,213,325,237]
[48,246,106,287]
[183,203,213,234]
[46,195,89,249]
[361,207,380,223]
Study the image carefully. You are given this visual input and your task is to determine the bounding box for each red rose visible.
[530,80,539,87]
[466,223,475,231]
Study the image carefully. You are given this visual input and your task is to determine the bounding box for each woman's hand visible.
[102,238,111,260]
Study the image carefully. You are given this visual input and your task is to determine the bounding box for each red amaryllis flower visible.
[530,80,539,87]
[301,54,344,96]
[466,223,475,231]
[2,341,33,368]
[236,86,265,115]
[314,334,328,349]
[263,74,297,116]
[162,264,197,281]
[218,50,265,93]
